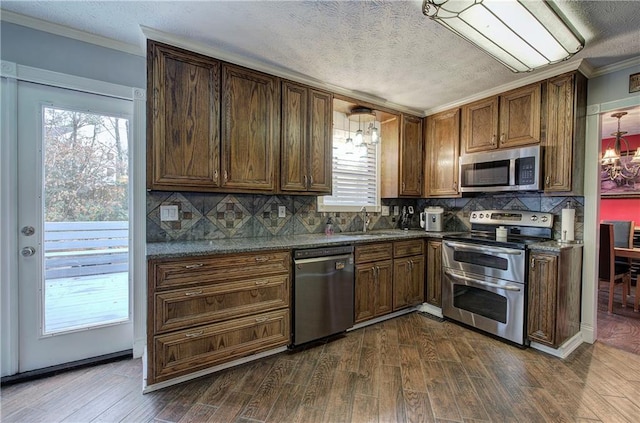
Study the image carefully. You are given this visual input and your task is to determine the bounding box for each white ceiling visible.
[2,1,640,134]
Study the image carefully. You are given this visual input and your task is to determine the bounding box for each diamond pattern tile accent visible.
[148,192,203,239]
[255,197,290,235]
[205,194,251,237]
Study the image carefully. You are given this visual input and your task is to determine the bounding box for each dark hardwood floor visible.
[3,312,640,423]
[597,283,640,355]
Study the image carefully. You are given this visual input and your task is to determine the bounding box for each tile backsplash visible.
[146,191,584,242]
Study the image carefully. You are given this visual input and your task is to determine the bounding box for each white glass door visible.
[17,81,133,372]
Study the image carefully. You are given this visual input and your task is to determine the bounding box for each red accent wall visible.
[600,133,640,224]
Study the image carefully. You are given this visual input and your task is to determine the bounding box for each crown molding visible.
[589,56,640,78]
[423,59,585,116]
[140,26,423,116]
[0,9,144,57]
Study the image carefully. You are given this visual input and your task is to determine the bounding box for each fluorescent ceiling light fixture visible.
[422,0,584,72]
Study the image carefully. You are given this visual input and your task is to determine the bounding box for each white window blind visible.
[318,113,380,212]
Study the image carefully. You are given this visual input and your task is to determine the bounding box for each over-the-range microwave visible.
[459,145,542,193]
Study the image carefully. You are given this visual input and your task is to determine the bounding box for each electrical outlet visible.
[393,206,400,216]
[381,206,390,216]
[160,205,179,221]
[278,205,286,218]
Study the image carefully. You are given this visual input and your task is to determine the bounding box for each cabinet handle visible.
[500,133,505,142]
[255,256,268,262]
[491,134,496,145]
[184,263,204,269]
[185,330,203,338]
[153,87,159,117]
[309,175,313,187]
[214,169,218,180]
[545,175,550,186]
[223,170,228,182]
[255,317,268,323]
[453,181,457,190]
[184,290,203,296]
[303,175,308,187]
[402,181,406,191]
[531,258,535,269]
[254,280,269,286]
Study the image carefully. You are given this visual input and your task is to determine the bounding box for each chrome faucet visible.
[361,206,370,232]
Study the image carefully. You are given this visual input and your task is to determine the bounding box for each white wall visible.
[582,61,640,343]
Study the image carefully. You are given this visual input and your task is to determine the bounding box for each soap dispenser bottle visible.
[325,217,334,235]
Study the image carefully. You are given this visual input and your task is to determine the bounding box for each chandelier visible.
[601,111,640,186]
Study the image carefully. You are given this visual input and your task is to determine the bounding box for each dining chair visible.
[602,220,635,248]
[599,223,632,313]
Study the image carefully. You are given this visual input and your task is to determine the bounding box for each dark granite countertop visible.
[528,240,584,252]
[146,229,458,259]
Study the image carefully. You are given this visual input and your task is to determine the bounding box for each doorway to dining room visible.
[596,105,640,355]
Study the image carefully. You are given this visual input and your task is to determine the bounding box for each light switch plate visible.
[382,206,390,216]
[160,205,179,221]
[393,206,400,216]
[278,205,286,218]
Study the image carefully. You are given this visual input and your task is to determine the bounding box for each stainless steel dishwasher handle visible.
[293,254,353,265]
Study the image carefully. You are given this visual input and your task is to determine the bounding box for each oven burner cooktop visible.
[445,209,555,249]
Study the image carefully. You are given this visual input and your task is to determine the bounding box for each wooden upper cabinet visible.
[399,114,423,196]
[462,96,499,153]
[147,40,221,190]
[462,82,541,154]
[281,81,332,194]
[499,83,541,149]
[425,108,461,197]
[221,64,279,192]
[543,71,587,195]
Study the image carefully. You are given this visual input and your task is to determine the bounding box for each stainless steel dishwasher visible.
[293,245,354,346]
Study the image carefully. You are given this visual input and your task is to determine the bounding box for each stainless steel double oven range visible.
[442,210,554,346]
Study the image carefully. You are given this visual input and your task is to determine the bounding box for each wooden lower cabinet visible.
[354,243,393,323]
[527,247,582,348]
[355,260,393,323]
[393,254,425,310]
[425,240,442,307]
[147,250,291,385]
[154,309,289,383]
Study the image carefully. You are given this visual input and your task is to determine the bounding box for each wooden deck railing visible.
[44,221,128,279]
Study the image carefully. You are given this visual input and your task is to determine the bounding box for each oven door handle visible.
[444,269,522,292]
[443,241,522,256]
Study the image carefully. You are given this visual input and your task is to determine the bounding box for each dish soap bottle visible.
[325,217,334,235]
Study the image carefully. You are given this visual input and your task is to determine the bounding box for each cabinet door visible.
[462,96,499,153]
[527,252,558,346]
[426,240,442,307]
[393,255,424,310]
[544,72,586,194]
[425,108,460,197]
[221,64,279,191]
[147,41,220,190]
[499,83,541,148]
[375,260,394,317]
[280,81,308,192]
[399,114,423,196]
[308,89,333,193]
[355,264,376,323]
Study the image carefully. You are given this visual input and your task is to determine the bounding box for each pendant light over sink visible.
[348,106,379,146]
[421,0,584,73]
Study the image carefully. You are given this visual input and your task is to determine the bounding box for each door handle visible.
[21,246,36,257]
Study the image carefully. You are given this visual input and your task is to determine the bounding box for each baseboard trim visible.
[349,307,417,332]
[416,303,443,318]
[142,346,288,394]
[1,350,133,386]
[530,332,584,359]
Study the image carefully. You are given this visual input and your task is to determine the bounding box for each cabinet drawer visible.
[153,309,290,383]
[355,242,393,264]
[151,250,290,290]
[155,274,290,333]
[393,240,424,257]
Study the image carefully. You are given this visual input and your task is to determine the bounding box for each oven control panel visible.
[470,210,554,228]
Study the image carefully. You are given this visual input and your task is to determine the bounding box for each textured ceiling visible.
[2,1,640,124]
